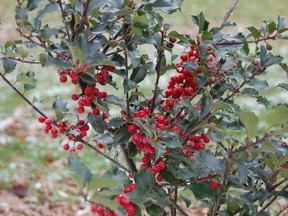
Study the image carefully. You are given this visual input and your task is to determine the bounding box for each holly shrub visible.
[1,0,288,215]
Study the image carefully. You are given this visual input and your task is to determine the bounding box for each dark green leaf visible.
[168,31,190,43]
[68,155,93,187]
[69,44,84,64]
[146,204,164,216]
[199,96,212,118]
[34,3,59,29]
[105,95,126,108]
[114,125,131,144]
[277,16,286,31]
[266,105,288,129]
[191,12,209,34]
[201,31,213,41]
[88,113,106,134]
[152,0,178,14]
[276,83,288,91]
[2,58,17,73]
[27,0,44,11]
[147,188,169,207]
[52,96,68,119]
[16,72,37,85]
[188,182,215,200]
[260,45,283,67]
[134,169,154,190]
[46,56,73,68]
[127,188,148,206]
[24,71,36,91]
[180,194,192,208]
[124,78,137,93]
[239,111,259,139]
[151,141,165,161]
[88,177,119,191]
[247,26,261,39]
[130,67,147,83]
[15,6,28,20]
[249,78,268,89]
[107,118,126,129]
[176,167,195,179]
[267,21,277,34]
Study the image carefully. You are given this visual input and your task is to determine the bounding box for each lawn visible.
[0,0,287,215]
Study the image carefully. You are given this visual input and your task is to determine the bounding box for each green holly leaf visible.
[188,182,215,200]
[2,58,16,73]
[239,111,259,140]
[88,113,106,134]
[68,155,93,187]
[27,0,44,11]
[152,0,178,14]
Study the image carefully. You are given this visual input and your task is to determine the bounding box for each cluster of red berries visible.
[71,86,108,116]
[179,133,210,157]
[91,205,118,216]
[90,183,137,216]
[38,116,67,139]
[115,195,137,216]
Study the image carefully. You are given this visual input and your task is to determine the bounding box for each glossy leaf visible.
[68,155,93,187]
[27,0,44,11]
[2,58,16,73]
[152,0,178,14]
[239,111,259,139]
[88,113,106,134]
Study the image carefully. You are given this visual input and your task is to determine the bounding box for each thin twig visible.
[221,0,239,27]
[0,71,131,173]
[260,184,288,212]
[211,157,231,215]
[151,30,165,112]
[124,38,131,118]
[57,0,71,41]
[0,71,48,118]
[17,29,45,48]
[214,35,277,47]
[168,197,189,216]
[225,66,264,101]
[8,57,44,64]
[74,137,131,173]
[275,204,288,216]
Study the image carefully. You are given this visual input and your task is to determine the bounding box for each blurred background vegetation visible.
[0,0,287,215]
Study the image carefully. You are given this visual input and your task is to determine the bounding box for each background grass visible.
[0,0,287,214]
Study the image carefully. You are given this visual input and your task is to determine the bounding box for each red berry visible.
[156,174,163,182]
[69,71,78,79]
[84,87,93,96]
[77,106,85,114]
[210,181,219,190]
[91,205,98,214]
[97,143,104,149]
[44,118,53,125]
[59,75,67,83]
[77,143,84,150]
[128,124,137,133]
[38,116,46,123]
[67,134,74,140]
[151,165,160,174]
[63,143,70,151]
[78,119,85,125]
[143,107,150,114]
[51,128,58,135]
[92,107,100,115]
[98,91,107,99]
[180,54,188,62]
[107,65,116,72]
[71,93,79,101]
